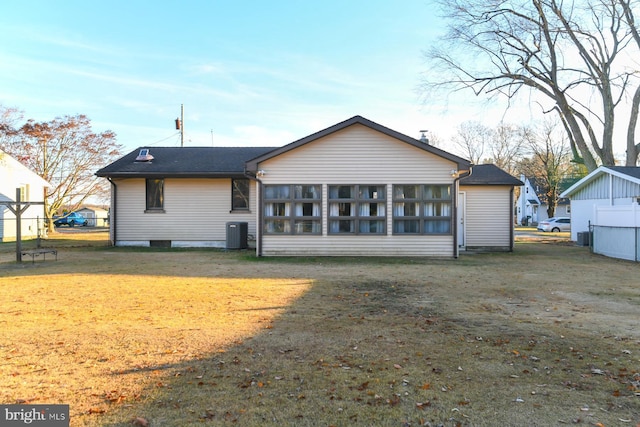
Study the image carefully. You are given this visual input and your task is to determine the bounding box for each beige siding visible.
[462,185,513,249]
[261,235,453,257]
[257,125,458,257]
[113,177,257,247]
[259,125,456,184]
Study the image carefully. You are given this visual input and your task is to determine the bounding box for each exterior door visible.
[457,191,466,249]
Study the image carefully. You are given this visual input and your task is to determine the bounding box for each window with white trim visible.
[264,185,321,234]
[393,184,451,234]
[328,185,386,234]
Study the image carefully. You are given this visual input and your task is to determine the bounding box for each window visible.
[18,185,29,202]
[264,185,321,234]
[146,178,164,211]
[328,185,386,234]
[393,184,451,234]
[232,179,250,211]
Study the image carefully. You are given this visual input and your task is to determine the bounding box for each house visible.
[516,176,573,225]
[560,166,640,241]
[459,164,523,252]
[76,206,109,227]
[0,149,51,242]
[96,116,521,257]
[96,146,276,247]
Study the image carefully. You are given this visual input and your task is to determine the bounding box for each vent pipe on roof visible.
[419,130,429,144]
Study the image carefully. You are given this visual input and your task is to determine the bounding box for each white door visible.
[457,191,466,249]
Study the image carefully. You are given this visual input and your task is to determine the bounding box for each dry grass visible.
[0,233,639,426]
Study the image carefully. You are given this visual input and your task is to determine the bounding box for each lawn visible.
[0,233,638,426]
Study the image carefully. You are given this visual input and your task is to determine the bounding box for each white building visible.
[0,150,51,242]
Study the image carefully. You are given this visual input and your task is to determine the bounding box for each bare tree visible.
[518,120,579,217]
[423,0,640,170]
[0,105,23,149]
[0,111,122,231]
[451,121,491,164]
[487,123,526,175]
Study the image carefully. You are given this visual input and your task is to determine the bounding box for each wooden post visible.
[16,188,22,262]
[0,190,45,263]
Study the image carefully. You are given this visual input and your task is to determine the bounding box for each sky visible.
[0,1,523,156]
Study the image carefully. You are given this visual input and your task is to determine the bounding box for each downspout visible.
[107,177,117,246]
[244,170,263,257]
[510,186,515,252]
[453,168,472,259]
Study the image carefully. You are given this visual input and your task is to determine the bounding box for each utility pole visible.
[175,104,184,147]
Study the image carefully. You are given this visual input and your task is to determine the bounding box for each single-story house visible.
[96,116,522,257]
[0,149,51,242]
[560,166,640,241]
[76,206,110,227]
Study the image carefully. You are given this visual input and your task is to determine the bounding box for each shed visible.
[560,166,640,241]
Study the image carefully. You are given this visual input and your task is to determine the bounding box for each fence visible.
[591,225,640,262]
[0,216,48,242]
[0,216,109,242]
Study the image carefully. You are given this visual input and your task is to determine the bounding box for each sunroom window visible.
[328,185,386,234]
[264,185,321,234]
[393,184,451,234]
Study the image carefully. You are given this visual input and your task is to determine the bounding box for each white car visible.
[537,217,571,232]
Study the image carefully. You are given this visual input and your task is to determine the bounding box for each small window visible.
[18,185,29,202]
[146,178,164,211]
[232,179,250,211]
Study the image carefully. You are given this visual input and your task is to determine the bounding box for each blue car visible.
[54,212,88,227]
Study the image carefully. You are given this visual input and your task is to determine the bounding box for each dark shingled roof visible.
[96,146,277,178]
[607,166,640,179]
[460,164,523,186]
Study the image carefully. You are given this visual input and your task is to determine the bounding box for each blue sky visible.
[1,1,505,154]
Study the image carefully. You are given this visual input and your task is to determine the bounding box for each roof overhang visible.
[560,166,640,198]
[97,172,248,179]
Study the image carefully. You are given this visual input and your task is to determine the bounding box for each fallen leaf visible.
[394,364,402,369]
[132,417,149,426]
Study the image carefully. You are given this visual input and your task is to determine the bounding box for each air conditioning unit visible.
[576,231,590,246]
[226,222,248,249]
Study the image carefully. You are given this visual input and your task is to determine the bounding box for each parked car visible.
[537,217,571,232]
[54,212,88,227]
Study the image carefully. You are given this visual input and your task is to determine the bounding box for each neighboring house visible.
[96,116,521,257]
[76,206,110,227]
[560,166,640,241]
[0,149,51,242]
[459,164,523,252]
[516,176,574,225]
